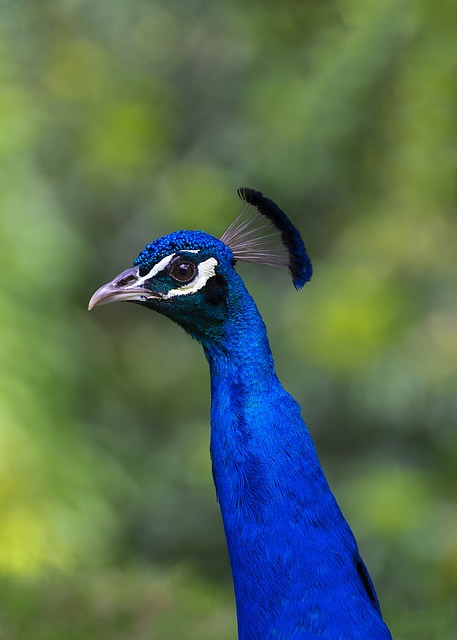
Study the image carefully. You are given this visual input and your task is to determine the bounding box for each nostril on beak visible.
[116,274,136,287]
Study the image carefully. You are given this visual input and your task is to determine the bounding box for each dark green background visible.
[0,1,456,638]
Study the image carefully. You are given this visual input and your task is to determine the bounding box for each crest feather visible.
[220,188,312,289]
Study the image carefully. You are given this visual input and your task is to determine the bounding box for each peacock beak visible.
[88,267,161,310]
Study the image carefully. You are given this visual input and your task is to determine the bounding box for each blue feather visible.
[206,271,391,639]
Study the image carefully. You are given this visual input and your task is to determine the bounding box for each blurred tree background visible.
[0,0,456,637]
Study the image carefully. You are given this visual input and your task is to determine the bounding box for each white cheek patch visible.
[164,257,218,299]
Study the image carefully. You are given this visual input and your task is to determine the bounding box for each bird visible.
[89,188,393,640]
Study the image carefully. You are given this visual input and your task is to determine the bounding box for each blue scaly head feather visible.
[88,189,392,640]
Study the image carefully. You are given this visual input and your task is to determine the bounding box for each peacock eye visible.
[169,260,197,284]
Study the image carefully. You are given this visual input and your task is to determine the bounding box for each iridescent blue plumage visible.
[89,189,392,639]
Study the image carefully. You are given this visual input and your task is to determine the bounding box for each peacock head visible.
[89,228,238,341]
[88,188,312,342]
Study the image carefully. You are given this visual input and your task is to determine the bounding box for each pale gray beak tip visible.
[87,283,113,311]
[88,267,157,311]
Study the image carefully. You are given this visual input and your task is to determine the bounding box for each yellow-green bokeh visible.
[0,1,456,638]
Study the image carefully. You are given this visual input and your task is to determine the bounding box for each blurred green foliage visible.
[0,0,456,637]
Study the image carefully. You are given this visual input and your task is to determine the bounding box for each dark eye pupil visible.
[170,261,196,283]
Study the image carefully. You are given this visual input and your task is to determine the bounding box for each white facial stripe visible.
[140,253,175,281]
[122,253,176,291]
[128,250,202,289]
[164,257,218,299]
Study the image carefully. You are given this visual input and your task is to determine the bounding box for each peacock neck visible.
[202,284,391,640]
[204,302,276,393]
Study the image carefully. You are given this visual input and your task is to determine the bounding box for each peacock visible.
[89,188,393,639]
